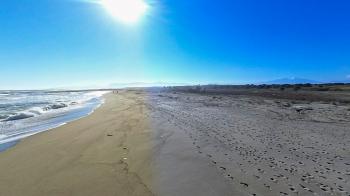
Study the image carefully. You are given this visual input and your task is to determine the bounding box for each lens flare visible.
[100,0,148,24]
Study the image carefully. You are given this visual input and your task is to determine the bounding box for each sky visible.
[0,0,350,89]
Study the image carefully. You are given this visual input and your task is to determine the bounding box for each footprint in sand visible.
[219,166,226,171]
[270,177,278,183]
[240,182,249,187]
[263,184,272,191]
[289,187,297,193]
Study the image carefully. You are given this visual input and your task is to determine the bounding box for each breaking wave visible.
[0,90,109,148]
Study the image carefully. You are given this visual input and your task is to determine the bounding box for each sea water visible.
[0,90,108,152]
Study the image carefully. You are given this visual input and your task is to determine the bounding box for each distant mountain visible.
[329,79,350,84]
[261,77,321,85]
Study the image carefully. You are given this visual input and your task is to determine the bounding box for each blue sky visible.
[0,0,350,89]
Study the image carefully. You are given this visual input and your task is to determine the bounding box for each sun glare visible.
[100,0,148,24]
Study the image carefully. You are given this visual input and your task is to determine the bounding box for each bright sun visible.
[100,0,148,24]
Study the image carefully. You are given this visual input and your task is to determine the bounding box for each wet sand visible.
[0,92,154,196]
[0,90,349,196]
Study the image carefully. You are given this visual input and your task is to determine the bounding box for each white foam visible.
[0,90,107,149]
[85,91,110,97]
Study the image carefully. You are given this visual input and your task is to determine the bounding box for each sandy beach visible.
[0,91,239,196]
[0,90,349,196]
[148,90,350,196]
[0,92,154,196]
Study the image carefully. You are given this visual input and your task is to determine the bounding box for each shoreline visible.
[0,94,106,153]
[0,91,155,196]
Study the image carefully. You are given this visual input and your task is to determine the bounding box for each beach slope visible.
[0,92,154,196]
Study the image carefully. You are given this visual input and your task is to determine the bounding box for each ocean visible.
[0,90,108,151]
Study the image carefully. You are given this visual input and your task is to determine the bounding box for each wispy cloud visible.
[347,74,350,79]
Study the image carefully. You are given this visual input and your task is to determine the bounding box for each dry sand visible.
[147,91,350,196]
[0,90,349,196]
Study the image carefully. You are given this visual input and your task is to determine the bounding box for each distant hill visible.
[261,77,321,85]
